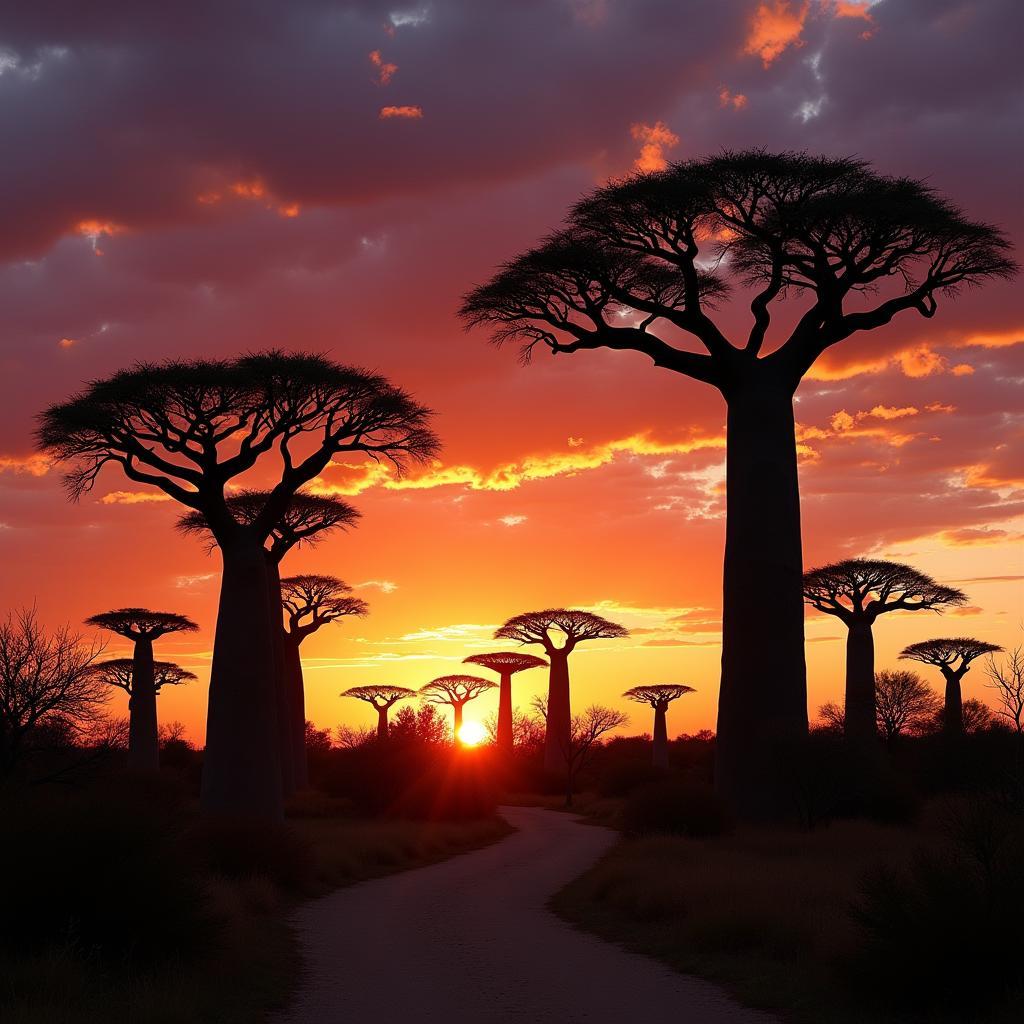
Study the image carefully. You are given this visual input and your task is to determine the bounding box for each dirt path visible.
[274,805,772,1023]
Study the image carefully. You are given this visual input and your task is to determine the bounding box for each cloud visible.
[355,580,399,593]
[631,121,680,173]
[0,453,50,476]
[379,105,423,119]
[744,1,810,67]
[718,86,748,110]
[175,572,217,589]
[369,50,398,86]
[499,514,528,527]
[100,490,173,505]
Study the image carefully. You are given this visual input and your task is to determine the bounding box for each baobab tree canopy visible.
[623,684,696,707]
[460,151,1015,391]
[899,638,1003,668]
[420,675,497,704]
[342,685,417,707]
[495,609,629,651]
[91,658,196,693]
[84,609,198,639]
[177,490,360,560]
[464,652,548,674]
[802,560,967,622]
[281,575,368,640]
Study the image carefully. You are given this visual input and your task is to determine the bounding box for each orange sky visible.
[0,0,1021,742]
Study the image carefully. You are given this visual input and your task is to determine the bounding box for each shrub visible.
[187,818,314,894]
[622,779,732,838]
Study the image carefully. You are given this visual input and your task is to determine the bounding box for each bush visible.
[622,779,732,838]
[187,818,314,894]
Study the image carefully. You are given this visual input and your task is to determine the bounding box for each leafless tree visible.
[484,707,546,754]
[562,705,629,807]
[814,701,846,735]
[803,560,967,745]
[495,609,627,774]
[900,637,1002,736]
[38,351,438,819]
[874,669,941,743]
[418,675,497,741]
[463,151,1014,820]
[622,684,696,767]
[341,684,417,740]
[986,646,1024,735]
[463,651,547,753]
[335,723,376,749]
[0,607,108,774]
[178,490,360,796]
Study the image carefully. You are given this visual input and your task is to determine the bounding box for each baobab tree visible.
[802,560,967,746]
[623,684,696,768]
[463,651,547,752]
[83,609,198,772]
[900,637,1002,736]
[462,151,1015,819]
[282,574,368,784]
[341,685,417,740]
[494,609,628,774]
[37,351,437,819]
[873,669,941,743]
[418,675,497,741]
[178,490,359,795]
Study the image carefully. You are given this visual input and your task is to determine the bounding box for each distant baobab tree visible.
[84,609,198,772]
[282,574,368,780]
[623,684,696,768]
[900,637,1002,735]
[178,490,360,795]
[802,560,967,746]
[462,151,1015,819]
[494,609,628,774]
[419,675,497,741]
[341,685,417,740]
[37,351,438,819]
[873,669,940,743]
[463,651,547,752]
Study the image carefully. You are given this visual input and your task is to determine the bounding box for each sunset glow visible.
[458,721,488,747]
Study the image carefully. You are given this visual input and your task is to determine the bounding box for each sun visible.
[458,720,488,747]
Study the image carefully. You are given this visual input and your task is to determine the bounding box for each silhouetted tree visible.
[815,701,846,735]
[623,684,696,768]
[178,490,360,794]
[341,684,417,740]
[0,608,107,774]
[900,637,1002,736]
[986,646,1024,735]
[463,151,1014,819]
[418,675,496,741]
[563,705,629,807]
[803,560,967,745]
[463,651,547,752]
[389,703,451,746]
[83,609,197,772]
[873,669,941,743]
[37,351,437,819]
[485,707,546,754]
[281,574,367,782]
[494,609,627,774]
[304,720,334,756]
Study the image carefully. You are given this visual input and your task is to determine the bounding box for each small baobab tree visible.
[419,675,497,742]
[178,490,360,795]
[281,574,368,786]
[900,637,1003,736]
[623,684,696,768]
[494,609,628,774]
[873,669,941,743]
[38,351,437,819]
[802,560,966,745]
[463,651,547,753]
[83,609,198,772]
[341,685,417,740]
[462,150,1014,819]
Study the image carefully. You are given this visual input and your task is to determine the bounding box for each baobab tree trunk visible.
[452,702,464,741]
[266,558,294,798]
[942,667,965,736]
[128,636,159,772]
[543,650,571,774]
[496,671,514,753]
[652,703,669,770]
[201,541,283,820]
[716,381,808,822]
[844,620,877,745]
[376,705,389,741]
[284,638,309,789]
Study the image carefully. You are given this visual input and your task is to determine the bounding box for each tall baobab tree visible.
[462,152,1015,819]
[873,669,940,743]
[463,651,547,752]
[899,637,1002,735]
[83,609,198,772]
[623,684,696,768]
[419,675,497,741]
[341,685,417,740]
[494,609,628,774]
[282,574,368,785]
[37,351,437,819]
[802,560,967,746]
[178,490,360,795]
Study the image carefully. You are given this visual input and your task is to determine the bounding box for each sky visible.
[0,0,1021,742]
